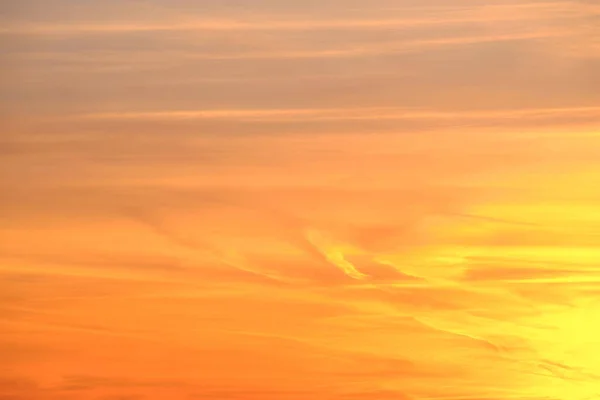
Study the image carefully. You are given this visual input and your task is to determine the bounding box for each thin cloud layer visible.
[2,1,600,399]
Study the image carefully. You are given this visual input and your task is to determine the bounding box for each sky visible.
[1,1,600,399]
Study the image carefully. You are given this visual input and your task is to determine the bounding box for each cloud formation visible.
[2,0,600,399]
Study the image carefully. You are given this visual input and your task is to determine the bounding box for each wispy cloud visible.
[3,1,600,399]
[76,105,600,121]
[1,2,589,34]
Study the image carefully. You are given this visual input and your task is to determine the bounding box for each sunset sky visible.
[1,1,600,399]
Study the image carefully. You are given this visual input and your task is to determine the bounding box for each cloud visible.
[3,1,600,400]
[74,105,600,122]
[0,2,587,34]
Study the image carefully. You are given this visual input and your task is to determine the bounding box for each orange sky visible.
[1,1,600,399]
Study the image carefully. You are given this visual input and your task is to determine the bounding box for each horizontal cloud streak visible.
[76,105,600,121]
[2,2,592,34]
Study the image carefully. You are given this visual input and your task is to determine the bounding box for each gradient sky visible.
[1,1,600,399]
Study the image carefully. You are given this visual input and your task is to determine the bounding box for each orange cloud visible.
[2,1,600,399]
